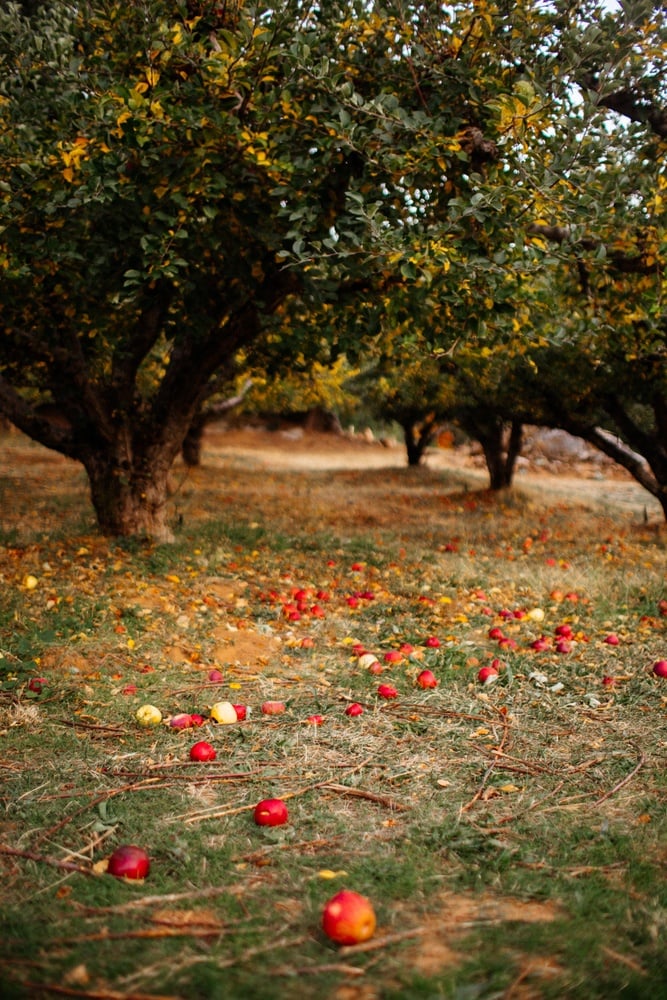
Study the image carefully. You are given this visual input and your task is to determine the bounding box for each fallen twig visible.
[593,749,646,805]
[0,843,95,877]
[320,782,409,812]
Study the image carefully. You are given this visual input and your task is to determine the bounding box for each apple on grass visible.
[135,704,162,727]
[190,741,217,762]
[377,683,398,699]
[321,889,377,945]
[209,701,238,724]
[345,703,364,717]
[253,798,289,826]
[652,660,667,678]
[478,666,499,685]
[261,701,286,716]
[416,669,438,689]
[107,845,150,880]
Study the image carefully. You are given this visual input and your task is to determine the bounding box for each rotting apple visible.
[253,798,289,826]
[321,889,377,945]
[209,701,238,724]
[652,660,667,678]
[107,845,150,880]
[261,701,286,715]
[135,704,162,727]
[416,669,438,689]
[189,741,217,762]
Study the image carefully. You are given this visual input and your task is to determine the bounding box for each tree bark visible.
[82,444,175,543]
[402,415,437,467]
[460,414,522,490]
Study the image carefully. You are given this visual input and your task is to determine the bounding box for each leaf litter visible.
[0,430,666,998]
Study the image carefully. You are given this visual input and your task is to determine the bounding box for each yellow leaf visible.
[498,783,521,794]
[62,167,74,183]
[145,68,160,87]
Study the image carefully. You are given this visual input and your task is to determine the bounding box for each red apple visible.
[555,624,573,639]
[233,704,247,721]
[425,636,441,648]
[321,889,377,945]
[478,666,499,684]
[169,713,193,729]
[555,639,572,654]
[28,677,47,693]
[189,713,205,727]
[261,701,286,716]
[190,741,217,762]
[208,669,224,683]
[377,683,398,699]
[488,627,504,640]
[652,660,667,678]
[345,702,364,717]
[253,798,289,826]
[416,669,438,689]
[107,845,150,880]
[530,637,550,652]
[307,714,324,726]
[383,650,403,664]
[603,634,620,646]
[602,675,616,687]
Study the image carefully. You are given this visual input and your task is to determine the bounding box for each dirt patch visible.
[402,891,563,979]
[210,625,282,671]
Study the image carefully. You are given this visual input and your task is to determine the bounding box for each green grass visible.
[1,442,666,999]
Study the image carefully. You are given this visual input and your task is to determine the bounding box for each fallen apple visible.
[478,666,499,684]
[209,701,238,724]
[377,683,398,699]
[233,704,248,721]
[555,639,572,654]
[107,844,150,880]
[383,650,402,664]
[416,669,438,689]
[253,798,289,826]
[424,636,441,648]
[345,702,364,717]
[603,634,620,646]
[652,660,667,678]
[321,889,377,945]
[530,637,550,652]
[190,740,217,762]
[208,669,224,683]
[169,712,193,729]
[261,701,286,716]
[554,623,573,639]
[135,704,162,727]
[358,653,381,671]
[189,713,205,727]
[307,714,324,725]
[28,677,47,693]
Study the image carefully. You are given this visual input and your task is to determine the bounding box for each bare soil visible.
[201,425,664,524]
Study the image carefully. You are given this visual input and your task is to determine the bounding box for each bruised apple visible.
[321,889,376,945]
[253,798,289,826]
[107,845,150,880]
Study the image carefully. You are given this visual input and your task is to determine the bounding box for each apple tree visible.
[5,0,513,538]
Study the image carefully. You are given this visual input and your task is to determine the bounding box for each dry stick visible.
[0,843,95,877]
[460,714,513,814]
[19,984,179,1000]
[320,783,409,812]
[71,885,232,915]
[593,749,646,805]
[32,777,165,847]
[272,962,366,978]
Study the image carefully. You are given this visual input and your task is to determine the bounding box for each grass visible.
[1,432,666,999]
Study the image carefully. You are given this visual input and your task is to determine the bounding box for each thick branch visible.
[597,88,667,138]
[526,224,660,274]
[0,375,77,457]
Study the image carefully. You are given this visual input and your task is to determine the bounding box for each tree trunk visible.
[402,416,437,467]
[82,445,176,543]
[464,416,522,490]
[182,417,206,468]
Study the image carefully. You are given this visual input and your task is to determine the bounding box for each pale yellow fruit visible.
[209,700,238,724]
[135,704,162,727]
[358,653,381,671]
[24,575,39,590]
[527,607,545,622]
